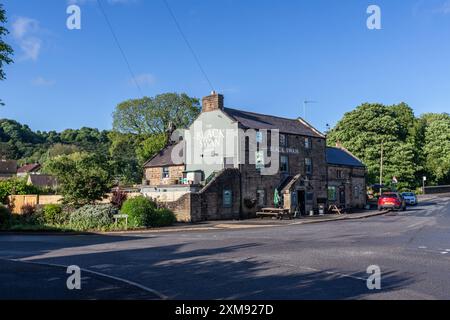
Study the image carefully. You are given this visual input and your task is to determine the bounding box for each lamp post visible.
[423,176,427,194]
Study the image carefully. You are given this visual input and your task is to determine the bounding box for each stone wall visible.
[157,168,240,222]
[328,165,366,209]
[240,133,328,216]
[144,165,184,186]
[198,168,241,221]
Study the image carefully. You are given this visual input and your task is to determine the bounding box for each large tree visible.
[111,93,199,180]
[422,113,450,184]
[0,3,14,106]
[112,93,200,136]
[327,103,420,189]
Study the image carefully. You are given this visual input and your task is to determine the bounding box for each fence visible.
[424,185,450,195]
[8,195,63,214]
[8,193,142,214]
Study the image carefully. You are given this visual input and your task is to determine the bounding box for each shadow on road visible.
[14,240,415,300]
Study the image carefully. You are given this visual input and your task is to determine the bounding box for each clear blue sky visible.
[1,0,450,132]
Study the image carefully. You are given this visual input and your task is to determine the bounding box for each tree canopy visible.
[45,152,112,207]
[328,103,450,189]
[0,4,13,106]
[112,93,200,135]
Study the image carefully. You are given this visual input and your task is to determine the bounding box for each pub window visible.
[280,155,289,173]
[328,186,337,201]
[305,158,312,175]
[337,170,343,179]
[255,151,265,171]
[256,131,263,144]
[306,192,314,202]
[305,137,312,149]
[162,167,170,178]
[280,134,287,147]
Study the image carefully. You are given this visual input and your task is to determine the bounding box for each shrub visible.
[153,208,176,227]
[21,204,36,216]
[0,179,41,204]
[120,196,156,228]
[0,205,11,227]
[111,189,127,209]
[43,204,70,225]
[69,204,116,231]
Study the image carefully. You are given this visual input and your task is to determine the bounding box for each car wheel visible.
[378,206,383,211]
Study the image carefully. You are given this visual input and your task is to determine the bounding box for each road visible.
[1,195,450,300]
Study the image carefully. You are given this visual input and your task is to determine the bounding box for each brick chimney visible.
[202,91,224,112]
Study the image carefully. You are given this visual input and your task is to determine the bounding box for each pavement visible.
[1,194,450,300]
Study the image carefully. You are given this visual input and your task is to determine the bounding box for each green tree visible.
[136,133,168,164]
[112,93,200,135]
[423,113,450,184]
[45,153,112,206]
[108,131,142,185]
[327,103,419,189]
[0,3,14,106]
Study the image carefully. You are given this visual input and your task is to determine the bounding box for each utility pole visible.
[380,141,384,193]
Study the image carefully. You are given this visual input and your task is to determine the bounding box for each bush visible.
[153,208,176,227]
[69,204,117,231]
[0,179,41,204]
[0,205,11,227]
[43,204,70,225]
[120,196,156,228]
[21,204,36,216]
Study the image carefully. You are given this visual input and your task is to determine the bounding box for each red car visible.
[378,192,406,211]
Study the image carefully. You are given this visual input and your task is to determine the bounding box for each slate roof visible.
[0,160,17,174]
[28,174,57,188]
[143,143,184,168]
[223,108,325,138]
[17,163,41,174]
[326,147,365,168]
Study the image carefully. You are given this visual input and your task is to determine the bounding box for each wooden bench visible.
[256,208,293,220]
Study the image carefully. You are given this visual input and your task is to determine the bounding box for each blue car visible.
[401,192,418,206]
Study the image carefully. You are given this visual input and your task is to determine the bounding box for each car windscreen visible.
[402,193,414,196]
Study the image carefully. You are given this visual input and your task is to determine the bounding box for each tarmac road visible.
[1,195,449,300]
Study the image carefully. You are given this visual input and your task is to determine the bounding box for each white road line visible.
[4,258,168,300]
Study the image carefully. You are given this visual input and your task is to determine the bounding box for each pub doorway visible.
[297,190,306,216]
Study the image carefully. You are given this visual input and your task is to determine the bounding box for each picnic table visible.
[256,208,293,220]
[328,204,345,215]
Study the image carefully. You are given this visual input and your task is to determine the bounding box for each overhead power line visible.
[96,0,144,97]
[162,0,215,92]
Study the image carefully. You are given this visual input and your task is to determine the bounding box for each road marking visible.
[3,258,168,300]
[418,246,427,249]
[440,252,448,255]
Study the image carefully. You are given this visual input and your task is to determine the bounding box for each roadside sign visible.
[423,176,427,181]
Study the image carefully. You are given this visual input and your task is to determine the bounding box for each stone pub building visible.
[142,92,366,222]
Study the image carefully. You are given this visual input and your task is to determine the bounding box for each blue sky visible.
[1,0,450,132]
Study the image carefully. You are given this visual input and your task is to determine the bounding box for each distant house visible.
[27,174,58,190]
[17,163,41,177]
[0,160,17,181]
[143,143,185,186]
